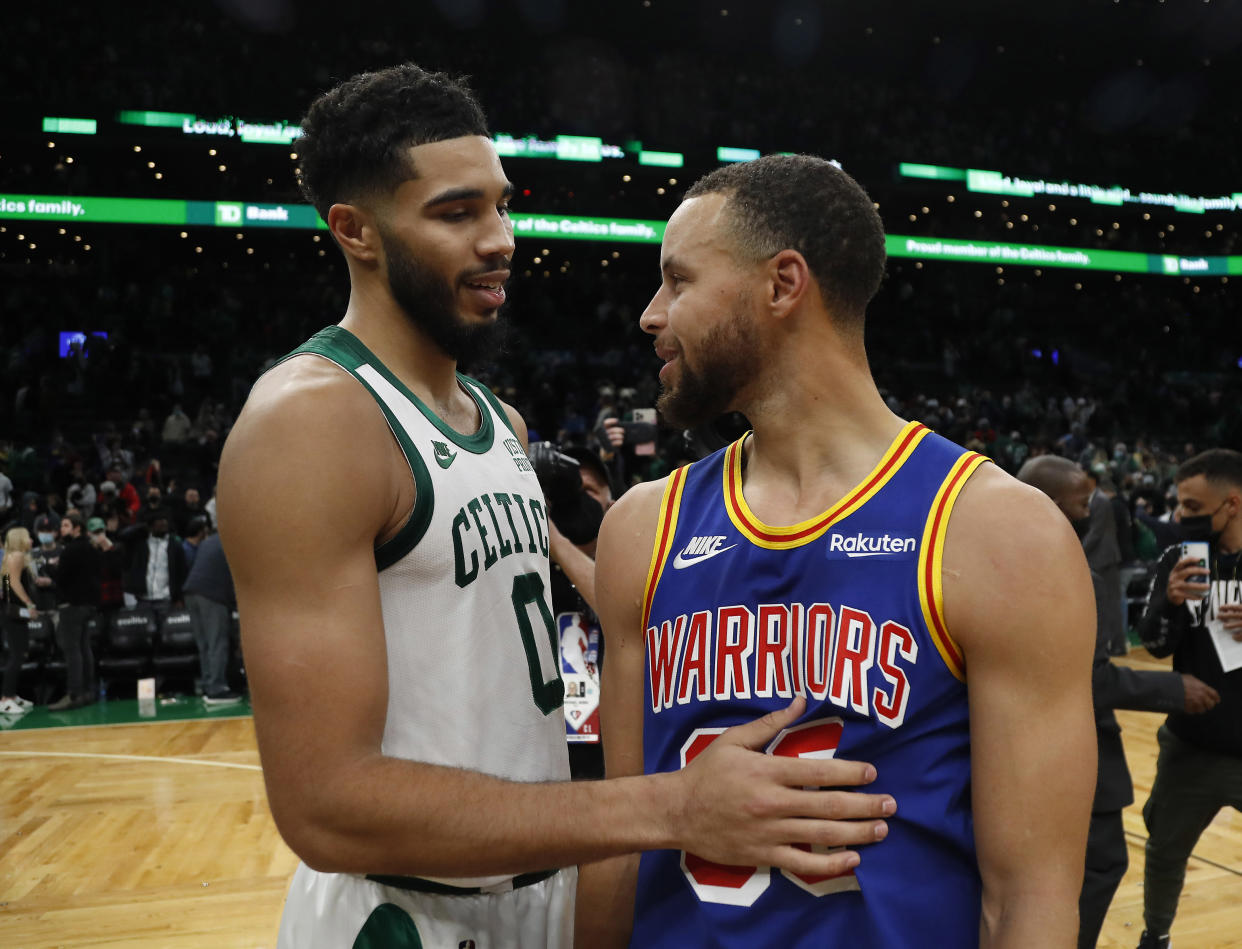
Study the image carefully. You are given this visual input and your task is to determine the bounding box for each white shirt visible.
[0,473,12,510]
[146,535,171,601]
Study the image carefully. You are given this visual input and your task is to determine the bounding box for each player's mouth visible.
[655,343,680,382]
[462,271,509,308]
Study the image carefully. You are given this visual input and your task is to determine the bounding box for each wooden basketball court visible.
[2,651,1239,947]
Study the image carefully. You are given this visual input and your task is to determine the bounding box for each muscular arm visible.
[222,368,888,881]
[220,362,675,877]
[944,469,1096,948]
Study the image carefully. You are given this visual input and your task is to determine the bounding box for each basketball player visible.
[217,66,895,948]
[576,155,1097,947]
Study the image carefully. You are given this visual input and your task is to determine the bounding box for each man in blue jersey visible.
[218,66,896,947]
[578,155,1097,948]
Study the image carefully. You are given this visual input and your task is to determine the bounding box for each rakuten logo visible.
[827,532,917,559]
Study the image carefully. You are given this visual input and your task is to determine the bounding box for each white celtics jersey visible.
[285,325,570,797]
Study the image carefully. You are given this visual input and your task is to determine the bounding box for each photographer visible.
[529,440,611,779]
[1133,448,1242,949]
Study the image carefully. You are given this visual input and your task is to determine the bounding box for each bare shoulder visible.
[496,398,530,449]
[218,354,396,550]
[941,462,1093,658]
[595,475,673,612]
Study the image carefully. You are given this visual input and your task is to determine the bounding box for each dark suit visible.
[1078,569,1184,949]
[119,526,188,605]
[1084,489,1126,654]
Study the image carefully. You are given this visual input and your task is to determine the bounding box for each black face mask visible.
[1174,501,1228,543]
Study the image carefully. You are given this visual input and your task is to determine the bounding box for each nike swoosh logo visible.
[672,544,737,569]
[435,449,458,469]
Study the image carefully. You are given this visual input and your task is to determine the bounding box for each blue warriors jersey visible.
[631,421,989,949]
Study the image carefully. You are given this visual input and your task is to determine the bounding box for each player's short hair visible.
[683,154,886,325]
[1177,448,1242,491]
[296,63,490,224]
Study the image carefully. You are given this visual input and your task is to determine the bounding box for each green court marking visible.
[0,696,251,732]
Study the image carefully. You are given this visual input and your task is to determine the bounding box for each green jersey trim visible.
[306,325,496,454]
[464,373,519,439]
[279,328,434,571]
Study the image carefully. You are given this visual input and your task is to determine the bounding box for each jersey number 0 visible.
[511,572,565,715]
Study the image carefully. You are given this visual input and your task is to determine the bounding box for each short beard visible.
[380,228,507,368]
[657,305,759,429]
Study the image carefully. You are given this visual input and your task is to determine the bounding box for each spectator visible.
[1134,448,1242,949]
[0,465,14,523]
[47,512,101,710]
[1084,469,1127,656]
[182,516,208,572]
[103,468,141,521]
[1,526,39,715]
[1015,455,1219,949]
[89,518,126,613]
[120,508,187,625]
[29,514,62,610]
[182,531,240,705]
[173,486,207,534]
[161,403,192,444]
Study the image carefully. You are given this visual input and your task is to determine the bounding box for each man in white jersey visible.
[218,64,895,948]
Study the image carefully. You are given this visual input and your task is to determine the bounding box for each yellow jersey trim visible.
[917,451,990,682]
[722,421,931,550]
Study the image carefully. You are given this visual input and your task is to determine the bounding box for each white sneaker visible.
[0,697,30,714]
[13,695,33,710]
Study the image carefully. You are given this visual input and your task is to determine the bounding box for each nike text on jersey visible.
[672,535,737,569]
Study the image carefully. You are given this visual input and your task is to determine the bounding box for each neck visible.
[737,322,905,493]
[1220,520,1242,555]
[339,276,461,408]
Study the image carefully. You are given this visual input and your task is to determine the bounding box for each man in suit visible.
[1084,469,1127,655]
[1017,455,1220,948]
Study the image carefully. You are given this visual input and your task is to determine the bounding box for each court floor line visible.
[0,750,262,771]
[1125,828,1242,878]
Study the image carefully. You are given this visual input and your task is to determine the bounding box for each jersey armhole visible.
[917,452,990,682]
[640,465,690,632]
[279,349,435,571]
[461,374,518,438]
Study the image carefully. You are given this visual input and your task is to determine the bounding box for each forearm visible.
[272,751,679,877]
[549,529,597,610]
[1138,555,1186,657]
[980,889,1079,949]
[576,854,640,949]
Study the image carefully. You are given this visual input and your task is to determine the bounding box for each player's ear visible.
[327,203,381,264]
[766,248,810,320]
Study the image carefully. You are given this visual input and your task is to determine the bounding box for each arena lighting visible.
[899,162,1242,215]
[638,150,685,168]
[717,146,762,163]
[41,117,96,135]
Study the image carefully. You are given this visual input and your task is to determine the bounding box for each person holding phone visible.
[1134,447,1242,949]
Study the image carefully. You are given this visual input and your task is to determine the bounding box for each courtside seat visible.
[96,607,157,697]
[26,614,63,703]
[152,607,199,694]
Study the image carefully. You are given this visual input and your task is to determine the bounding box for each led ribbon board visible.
[899,163,1242,215]
[2,194,1234,271]
[885,235,1240,276]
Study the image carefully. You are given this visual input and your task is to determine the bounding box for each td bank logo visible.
[216,203,243,225]
[1162,256,1180,275]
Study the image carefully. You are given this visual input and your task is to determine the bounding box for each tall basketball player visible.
[217,67,895,948]
[576,156,1097,948]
